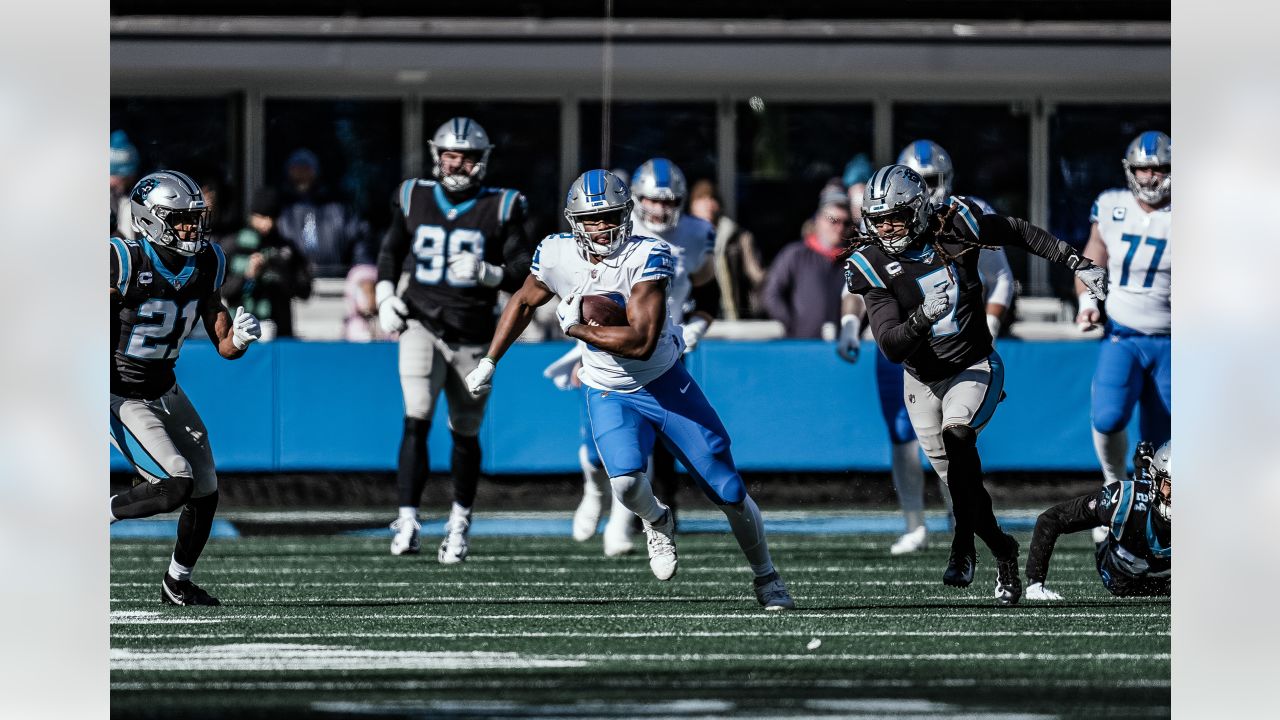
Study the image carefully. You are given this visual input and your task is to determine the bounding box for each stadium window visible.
[735,101,874,266]
[423,101,561,242]
[263,99,403,239]
[579,100,717,209]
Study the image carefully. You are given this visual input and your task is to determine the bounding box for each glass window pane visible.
[423,101,560,242]
[579,101,717,200]
[735,101,874,266]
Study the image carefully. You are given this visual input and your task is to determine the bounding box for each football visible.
[581,293,628,327]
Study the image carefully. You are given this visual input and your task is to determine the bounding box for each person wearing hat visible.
[220,186,313,339]
[276,148,374,279]
[761,183,855,338]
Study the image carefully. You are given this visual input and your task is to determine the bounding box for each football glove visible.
[681,316,710,354]
[908,282,953,334]
[231,306,261,350]
[986,313,1002,339]
[464,357,496,397]
[448,253,504,289]
[1075,262,1108,302]
[1024,582,1063,601]
[542,344,583,391]
[376,280,409,335]
[557,294,583,334]
[836,313,861,364]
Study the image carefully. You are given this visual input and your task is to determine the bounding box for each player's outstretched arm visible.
[1025,491,1110,590]
[567,279,667,360]
[978,214,1108,301]
[199,290,259,360]
[464,274,555,397]
[1074,224,1110,330]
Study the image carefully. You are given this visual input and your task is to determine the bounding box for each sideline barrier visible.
[111,338,1130,474]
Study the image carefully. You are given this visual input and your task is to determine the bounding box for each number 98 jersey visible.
[110,236,226,400]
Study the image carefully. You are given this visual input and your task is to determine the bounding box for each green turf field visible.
[110,522,1170,719]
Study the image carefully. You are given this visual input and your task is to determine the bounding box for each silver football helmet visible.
[897,140,954,205]
[430,117,493,193]
[1123,131,1171,205]
[565,169,634,257]
[861,164,933,255]
[1149,440,1171,521]
[129,170,210,256]
[630,158,687,233]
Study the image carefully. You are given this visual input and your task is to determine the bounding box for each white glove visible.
[231,306,261,350]
[464,357,496,397]
[986,313,1002,339]
[557,294,583,334]
[449,253,504,288]
[543,344,584,391]
[681,316,710,354]
[921,282,953,322]
[1075,262,1108,302]
[376,280,409,335]
[1076,291,1102,332]
[836,314,861,363]
[1024,582,1063,601]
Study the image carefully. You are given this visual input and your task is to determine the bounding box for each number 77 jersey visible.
[1092,189,1171,334]
[110,236,226,400]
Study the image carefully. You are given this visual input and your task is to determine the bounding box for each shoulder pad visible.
[109,236,135,295]
[945,196,982,239]
[397,179,426,217]
[496,188,527,224]
[1108,479,1139,541]
[209,241,227,291]
[845,249,886,290]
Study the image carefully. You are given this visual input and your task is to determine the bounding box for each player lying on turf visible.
[1024,441,1170,600]
[463,169,795,610]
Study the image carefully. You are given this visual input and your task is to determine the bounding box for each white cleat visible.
[889,526,928,556]
[642,509,678,580]
[753,571,797,611]
[1025,582,1064,601]
[389,517,421,556]
[572,487,604,542]
[602,515,636,557]
[1092,525,1109,545]
[438,509,471,565]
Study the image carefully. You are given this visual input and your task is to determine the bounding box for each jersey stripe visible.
[971,352,1005,431]
[211,241,227,290]
[949,196,980,238]
[110,237,131,295]
[1111,481,1135,540]
[110,412,172,480]
[848,252,885,288]
[499,189,518,224]
[399,179,416,217]
[640,247,675,278]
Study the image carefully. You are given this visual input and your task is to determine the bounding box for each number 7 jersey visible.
[1091,189,1171,334]
[110,236,227,400]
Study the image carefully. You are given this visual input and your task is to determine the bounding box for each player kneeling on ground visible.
[1024,441,1171,600]
[464,169,795,610]
[110,170,262,606]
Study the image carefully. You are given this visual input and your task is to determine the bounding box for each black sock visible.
[173,490,219,569]
[111,475,192,520]
[396,417,431,508]
[450,431,481,509]
[942,426,1005,555]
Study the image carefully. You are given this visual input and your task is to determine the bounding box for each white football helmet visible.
[630,158,687,232]
[897,140,954,205]
[129,170,210,256]
[430,117,493,193]
[1123,131,1171,205]
[861,164,933,255]
[565,169,634,257]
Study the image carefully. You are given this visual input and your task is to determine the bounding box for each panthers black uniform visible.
[110,236,226,400]
[376,179,532,344]
[1026,478,1171,596]
[845,197,1092,382]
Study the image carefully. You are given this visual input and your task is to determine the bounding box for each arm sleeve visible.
[1025,489,1111,584]
[863,287,929,364]
[976,248,1015,307]
[497,193,533,294]
[978,214,1090,270]
[760,246,795,330]
[376,192,412,284]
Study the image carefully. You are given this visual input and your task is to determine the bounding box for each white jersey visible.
[531,232,682,392]
[631,211,715,325]
[1091,189,1171,334]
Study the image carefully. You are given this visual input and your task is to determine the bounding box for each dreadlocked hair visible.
[926,200,1001,266]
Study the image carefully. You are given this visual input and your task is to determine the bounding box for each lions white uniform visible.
[631,212,715,326]
[531,232,681,392]
[1091,189,1171,334]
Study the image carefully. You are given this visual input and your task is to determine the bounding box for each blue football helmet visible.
[630,158,687,233]
[1123,131,1171,205]
[565,169,634,257]
[897,140,954,206]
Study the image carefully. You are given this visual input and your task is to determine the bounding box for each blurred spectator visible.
[688,179,766,320]
[110,130,139,239]
[761,186,853,338]
[798,176,848,242]
[221,187,313,340]
[842,153,875,226]
[197,174,240,244]
[277,148,375,279]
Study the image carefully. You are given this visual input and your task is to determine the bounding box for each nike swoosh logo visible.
[679,382,691,394]
[162,582,184,605]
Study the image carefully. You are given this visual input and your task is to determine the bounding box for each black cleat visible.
[943,550,977,587]
[994,536,1023,607]
[161,573,221,606]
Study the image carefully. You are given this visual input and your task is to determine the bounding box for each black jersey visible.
[376,179,533,344]
[845,196,1087,382]
[110,236,226,400]
[1025,478,1171,586]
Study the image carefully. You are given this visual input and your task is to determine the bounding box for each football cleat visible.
[1025,582,1063,601]
[942,549,977,587]
[160,573,220,607]
[994,536,1023,607]
[890,526,928,556]
[438,508,471,565]
[389,516,421,556]
[642,509,678,580]
[572,484,604,542]
[753,571,797,611]
[1092,525,1110,545]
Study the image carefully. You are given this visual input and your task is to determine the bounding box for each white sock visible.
[167,555,192,582]
[1092,428,1129,485]
[398,506,417,522]
[606,490,633,530]
[929,457,954,526]
[609,472,665,524]
[579,445,609,498]
[450,502,472,520]
[721,495,775,578]
[891,441,926,531]
[109,496,119,525]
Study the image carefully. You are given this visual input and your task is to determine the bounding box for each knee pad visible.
[162,475,195,512]
[403,416,432,443]
[451,430,481,456]
[609,473,644,500]
[1091,403,1132,434]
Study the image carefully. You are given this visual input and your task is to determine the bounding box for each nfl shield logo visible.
[1112,207,1126,221]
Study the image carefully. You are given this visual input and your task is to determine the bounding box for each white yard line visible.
[109,579,1104,588]
[113,629,1168,640]
[110,611,1167,623]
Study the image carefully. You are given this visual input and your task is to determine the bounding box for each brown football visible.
[581,294,629,327]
